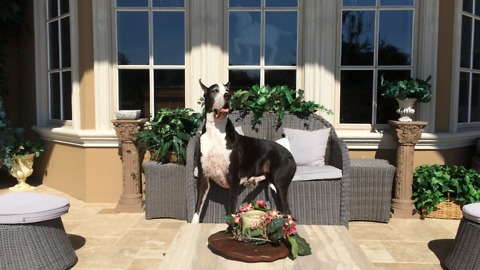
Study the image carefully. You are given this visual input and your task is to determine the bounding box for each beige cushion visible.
[293,165,342,181]
[463,203,480,223]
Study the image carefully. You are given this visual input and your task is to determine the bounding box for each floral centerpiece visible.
[223,200,311,259]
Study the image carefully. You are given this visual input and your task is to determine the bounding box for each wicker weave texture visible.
[186,112,351,226]
[423,200,463,220]
[444,218,480,270]
[0,218,77,270]
[349,158,395,223]
[144,162,187,220]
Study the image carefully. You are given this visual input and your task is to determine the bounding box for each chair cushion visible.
[284,128,330,167]
[462,202,480,223]
[292,165,342,181]
[0,192,70,224]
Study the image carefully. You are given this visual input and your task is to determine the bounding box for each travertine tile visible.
[381,241,440,263]
[128,258,162,270]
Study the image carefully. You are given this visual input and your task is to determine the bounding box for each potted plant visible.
[380,75,432,122]
[136,107,202,165]
[1,99,44,190]
[137,107,202,220]
[230,84,333,126]
[413,164,480,219]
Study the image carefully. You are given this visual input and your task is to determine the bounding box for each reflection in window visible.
[228,1,298,89]
[459,0,480,123]
[116,1,186,116]
[47,0,72,121]
[340,2,414,125]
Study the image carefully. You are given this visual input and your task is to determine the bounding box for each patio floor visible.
[0,184,459,270]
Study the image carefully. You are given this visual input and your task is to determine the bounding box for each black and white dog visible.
[191,80,296,223]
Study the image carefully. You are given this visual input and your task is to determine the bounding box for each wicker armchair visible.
[185,111,350,226]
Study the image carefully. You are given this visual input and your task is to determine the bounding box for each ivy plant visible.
[230,85,333,126]
[413,164,480,214]
[135,108,202,165]
[380,75,432,103]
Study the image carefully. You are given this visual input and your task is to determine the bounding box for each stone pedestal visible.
[389,120,427,218]
[112,119,146,213]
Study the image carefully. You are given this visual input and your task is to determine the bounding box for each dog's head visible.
[200,79,231,118]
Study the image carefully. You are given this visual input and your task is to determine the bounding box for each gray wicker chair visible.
[444,203,480,270]
[186,111,350,226]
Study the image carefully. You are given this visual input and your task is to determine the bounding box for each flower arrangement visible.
[223,200,311,259]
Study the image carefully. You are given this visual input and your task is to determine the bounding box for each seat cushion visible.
[292,165,342,181]
[462,202,480,223]
[0,192,70,224]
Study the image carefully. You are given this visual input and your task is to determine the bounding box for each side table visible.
[350,158,396,223]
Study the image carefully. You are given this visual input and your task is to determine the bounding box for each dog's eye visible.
[213,89,219,93]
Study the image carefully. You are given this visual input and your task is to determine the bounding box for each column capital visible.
[112,119,147,142]
[389,120,428,145]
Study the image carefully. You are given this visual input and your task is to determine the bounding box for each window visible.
[458,0,480,123]
[115,0,186,118]
[47,0,72,121]
[339,0,414,125]
[227,0,299,90]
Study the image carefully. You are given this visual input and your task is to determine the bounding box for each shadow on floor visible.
[428,239,455,269]
[69,234,87,250]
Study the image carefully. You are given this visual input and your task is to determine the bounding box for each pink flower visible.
[240,203,253,212]
[250,220,259,230]
[257,200,267,208]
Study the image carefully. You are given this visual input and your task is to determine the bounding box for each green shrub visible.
[413,164,480,214]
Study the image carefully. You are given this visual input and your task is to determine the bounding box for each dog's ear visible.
[224,82,230,90]
[199,79,208,91]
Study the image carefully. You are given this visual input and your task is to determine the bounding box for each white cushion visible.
[283,128,330,166]
[462,202,480,223]
[235,126,244,135]
[0,192,70,224]
[292,165,342,181]
[275,137,291,152]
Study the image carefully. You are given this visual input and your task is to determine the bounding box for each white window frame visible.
[452,0,480,131]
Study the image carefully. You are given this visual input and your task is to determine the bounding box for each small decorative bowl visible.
[115,110,141,120]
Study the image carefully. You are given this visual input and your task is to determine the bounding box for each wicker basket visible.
[422,199,463,220]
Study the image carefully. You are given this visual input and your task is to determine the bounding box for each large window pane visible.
[464,0,474,13]
[118,69,149,117]
[117,11,149,65]
[48,0,58,19]
[266,0,297,8]
[62,71,72,120]
[61,18,71,68]
[154,70,185,110]
[49,21,59,69]
[229,0,261,8]
[342,0,375,7]
[229,70,260,90]
[265,11,297,66]
[472,73,480,122]
[340,70,373,124]
[458,72,470,123]
[341,10,375,66]
[474,20,480,69]
[265,70,296,89]
[229,11,261,65]
[461,16,473,69]
[378,10,413,66]
[380,0,413,6]
[153,0,184,7]
[117,0,148,7]
[153,12,185,65]
[49,73,60,119]
[60,0,69,15]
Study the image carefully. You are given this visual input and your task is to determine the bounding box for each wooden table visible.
[158,224,374,269]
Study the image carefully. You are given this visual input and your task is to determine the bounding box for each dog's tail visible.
[269,183,277,193]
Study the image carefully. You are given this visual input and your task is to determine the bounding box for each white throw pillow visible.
[235,126,244,135]
[283,128,331,166]
[275,137,291,152]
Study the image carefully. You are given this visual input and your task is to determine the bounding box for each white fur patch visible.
[200,112,232,188]
[192,213,200,223]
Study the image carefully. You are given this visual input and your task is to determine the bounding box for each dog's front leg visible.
[192,174,210,223]
[227,176,240,215]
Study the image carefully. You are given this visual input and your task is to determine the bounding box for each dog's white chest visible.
[200,124,232,188]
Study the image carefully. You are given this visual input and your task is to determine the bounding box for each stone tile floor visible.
[1,184,459,269]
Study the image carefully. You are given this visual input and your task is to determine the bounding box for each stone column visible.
[112,119,146,213]
[389,120,427,218]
